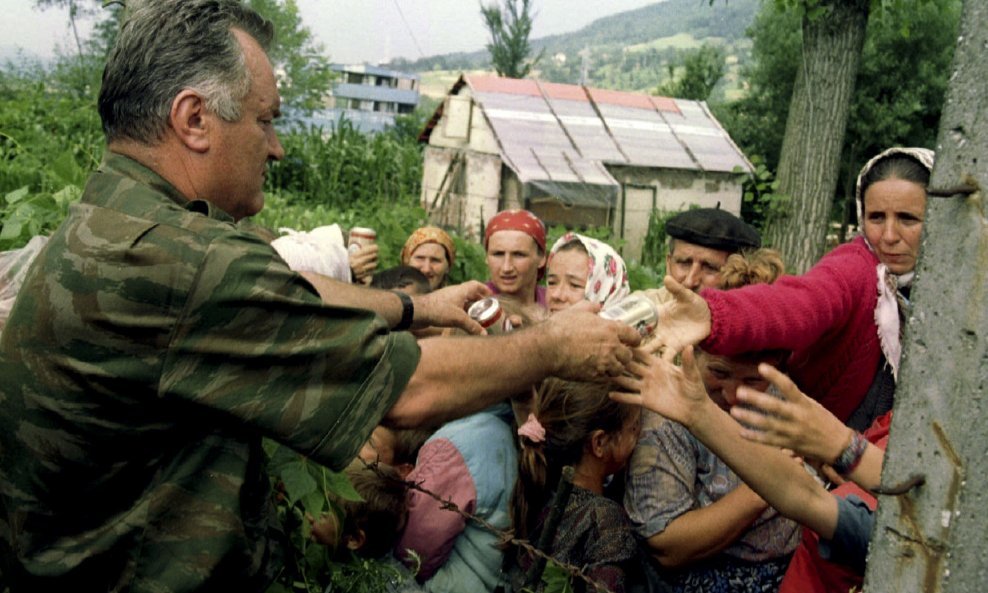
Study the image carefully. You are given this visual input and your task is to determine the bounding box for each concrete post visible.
[864,0,988,590]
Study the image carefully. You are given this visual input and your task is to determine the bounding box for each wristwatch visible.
[391,290,414,331]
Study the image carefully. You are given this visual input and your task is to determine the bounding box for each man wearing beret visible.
[639,207,761,307]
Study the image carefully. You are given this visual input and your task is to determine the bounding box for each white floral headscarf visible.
[854,146,934,380]
[547,232,629,307]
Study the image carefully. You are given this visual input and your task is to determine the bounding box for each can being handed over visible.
[347,227,377,254]
[599,293,659,338]
[467,297,514,335]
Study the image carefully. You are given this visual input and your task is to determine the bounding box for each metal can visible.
[467,297,514,335]
[599,293,659,337]
[347,226,377,254]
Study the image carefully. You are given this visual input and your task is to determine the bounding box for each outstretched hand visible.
[412,281,492,335]
[732,363,853,464]
[545,302,640,381]
[610,346,711,427]
[644,277,712,361]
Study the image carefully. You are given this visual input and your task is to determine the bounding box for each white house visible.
[418,74,754,261]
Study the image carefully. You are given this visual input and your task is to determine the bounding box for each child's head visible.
[510,378,641,540]
[370,265,432,295]
[315,460,408,559]
[358,425,434,479]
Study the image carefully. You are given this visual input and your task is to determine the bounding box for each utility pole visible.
[865,0,988,590]
[578,46,590,86]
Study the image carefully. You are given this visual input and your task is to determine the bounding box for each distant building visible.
[304,64,420,134]
[418,74,754,262]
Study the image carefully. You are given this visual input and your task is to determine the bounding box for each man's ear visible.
[344,528,367,551]
[170,89,210,153]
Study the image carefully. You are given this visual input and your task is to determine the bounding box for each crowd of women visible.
[293,146,934,593]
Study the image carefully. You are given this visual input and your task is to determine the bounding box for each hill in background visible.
[387,0,760,99]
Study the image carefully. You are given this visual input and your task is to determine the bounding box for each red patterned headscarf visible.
[401,226,456,268]
[484,210,546,252]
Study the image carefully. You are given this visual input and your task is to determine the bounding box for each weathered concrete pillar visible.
[865,0,988,590]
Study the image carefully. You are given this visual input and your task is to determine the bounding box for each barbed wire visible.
[357,457,616,593]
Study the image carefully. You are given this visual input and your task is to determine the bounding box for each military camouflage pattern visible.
[0,153,420,592]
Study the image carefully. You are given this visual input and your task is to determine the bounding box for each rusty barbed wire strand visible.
[357,457,615,593]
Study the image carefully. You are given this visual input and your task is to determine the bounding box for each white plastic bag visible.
[0,235,49,336]
[270,224,352,282]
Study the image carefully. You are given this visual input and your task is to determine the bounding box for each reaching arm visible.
[647,484,769,567]
[388,303,641,428]
[299,272,489,334]
[730,364,884,491]
[612,348,840,538]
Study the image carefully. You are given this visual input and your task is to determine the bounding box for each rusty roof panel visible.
[467,74,542,96]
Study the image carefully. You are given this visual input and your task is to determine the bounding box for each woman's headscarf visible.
[548,232,629,308]
[400,226,456,270]
[854,146,934,380]
[484,209,547,279]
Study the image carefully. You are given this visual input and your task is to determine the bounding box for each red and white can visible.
[468,297,514,335]
[599,293,659,337]
[347,226,377,254]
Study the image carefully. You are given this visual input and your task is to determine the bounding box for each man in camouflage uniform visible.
[0,2,638,591]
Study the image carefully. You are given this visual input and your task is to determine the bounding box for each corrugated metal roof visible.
[419,75,752,208]
[452,75,752,176]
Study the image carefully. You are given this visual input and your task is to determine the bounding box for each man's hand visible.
[542,302,640,380]
[411,281,491,335]
[611,346,711,428]
[349,244,378,284]
[646,276,712,360]
[732,364,854,465]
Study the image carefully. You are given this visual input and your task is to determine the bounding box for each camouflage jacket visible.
[0,153,420,593]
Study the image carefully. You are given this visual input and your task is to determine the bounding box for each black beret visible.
[665,208,761,253]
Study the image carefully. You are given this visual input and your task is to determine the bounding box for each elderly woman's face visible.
[409,242,450,290]
[863,178,926,275]
[697,351,778,412]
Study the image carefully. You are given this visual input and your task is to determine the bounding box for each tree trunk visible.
[865,0,988,590]
[761,0,869,273]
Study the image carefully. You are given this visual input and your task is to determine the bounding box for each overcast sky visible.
[1,0,662,65]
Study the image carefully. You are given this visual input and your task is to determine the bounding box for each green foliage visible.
[247,0,334,114]
[540,560,575,593]
[656,43,726,100]
[712,1,801,172]
[394,0,758,95]
[716,0,957,230]
[481,0,544,79]
[266,119,423,210]
[0,66,101,248]
[737,157,790,233]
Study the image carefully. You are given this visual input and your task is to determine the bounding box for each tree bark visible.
[864,0,988,590]
[761,0,869,273]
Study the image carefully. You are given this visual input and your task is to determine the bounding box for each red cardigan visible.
[700,237,881,422]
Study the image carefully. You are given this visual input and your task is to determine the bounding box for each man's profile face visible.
[665,240,730,292]
[208,29,285,221]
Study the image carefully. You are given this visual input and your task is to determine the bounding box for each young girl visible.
[508,378,642,593]
[545,232,629,313]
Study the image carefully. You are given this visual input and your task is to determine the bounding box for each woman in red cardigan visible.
[653,147,934,430]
